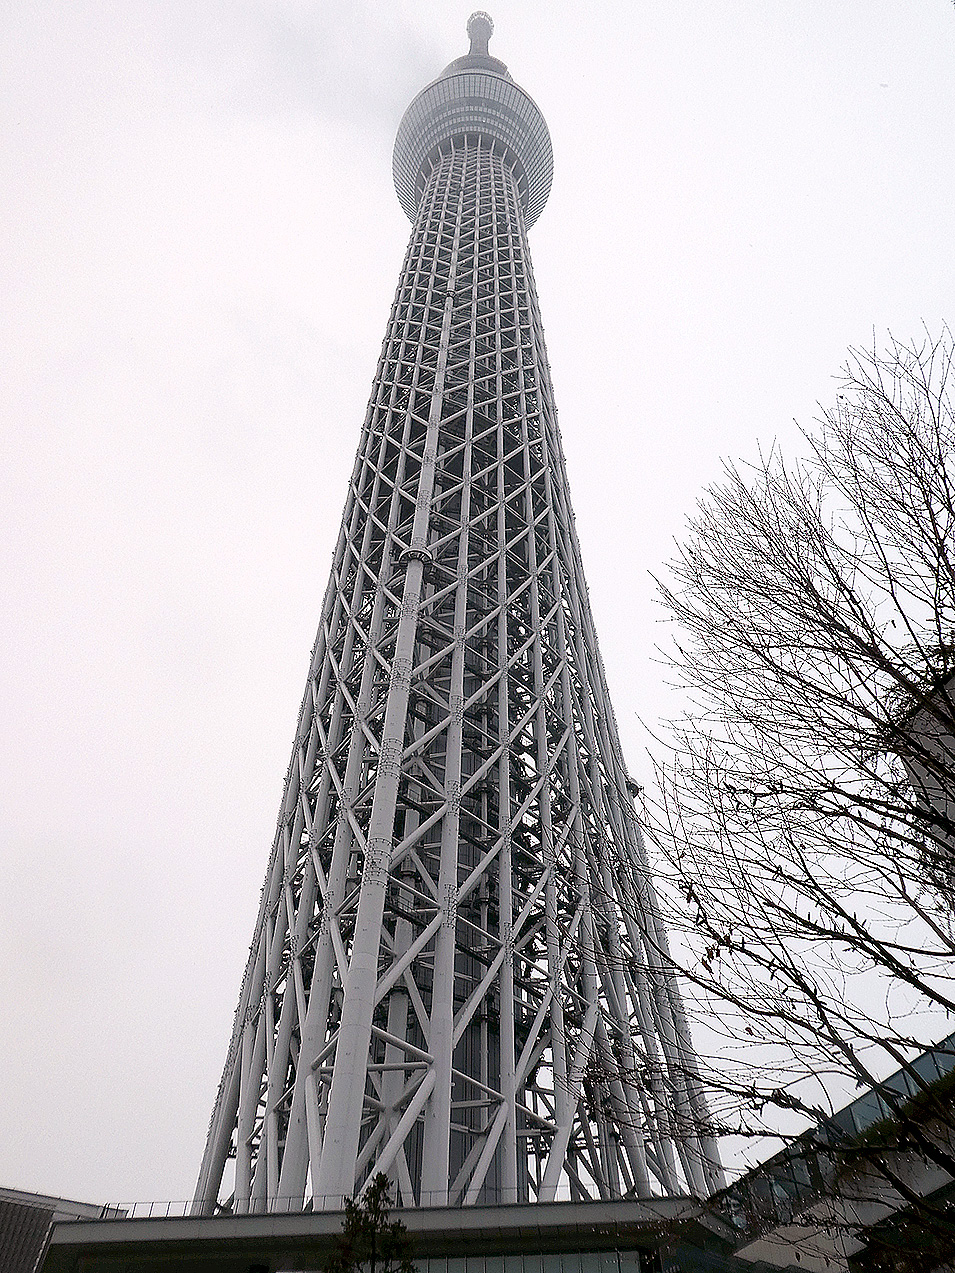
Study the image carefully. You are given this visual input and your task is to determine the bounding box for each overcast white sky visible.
[2,1,954,1206]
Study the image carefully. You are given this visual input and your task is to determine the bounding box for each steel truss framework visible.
[195,123,722,1216]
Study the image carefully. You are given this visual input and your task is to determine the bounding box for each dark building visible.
[0,1187,118,1273]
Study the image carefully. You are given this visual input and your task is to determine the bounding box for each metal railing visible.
[87,1188,680,1221]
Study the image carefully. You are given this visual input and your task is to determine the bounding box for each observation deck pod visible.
[393,12,553,229]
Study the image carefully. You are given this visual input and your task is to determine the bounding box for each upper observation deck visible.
[393,13,554,229]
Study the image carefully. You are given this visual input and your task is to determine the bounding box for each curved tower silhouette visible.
[194,13,721,1214]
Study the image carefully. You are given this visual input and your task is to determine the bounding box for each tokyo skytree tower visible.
[194,13,721,1215]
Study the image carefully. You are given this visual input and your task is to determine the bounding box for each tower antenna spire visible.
[467,11,494,57]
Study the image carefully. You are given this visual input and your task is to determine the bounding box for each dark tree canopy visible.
[325,1174,416,1273]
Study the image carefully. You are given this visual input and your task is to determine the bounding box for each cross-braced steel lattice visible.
[194,14,722,1216]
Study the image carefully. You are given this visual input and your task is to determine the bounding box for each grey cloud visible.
[175,1,445,130]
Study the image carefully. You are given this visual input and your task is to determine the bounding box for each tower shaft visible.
[195,27,721,1217]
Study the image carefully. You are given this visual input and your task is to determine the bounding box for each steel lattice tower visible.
[194,14,722,1216]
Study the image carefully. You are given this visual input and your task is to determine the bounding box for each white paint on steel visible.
[193,25,722,1217]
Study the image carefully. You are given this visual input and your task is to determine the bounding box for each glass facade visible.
[414,1253,657,1273]
[715,1030,955,1237]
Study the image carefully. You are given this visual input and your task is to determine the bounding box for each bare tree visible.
[644,332,955,1252]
